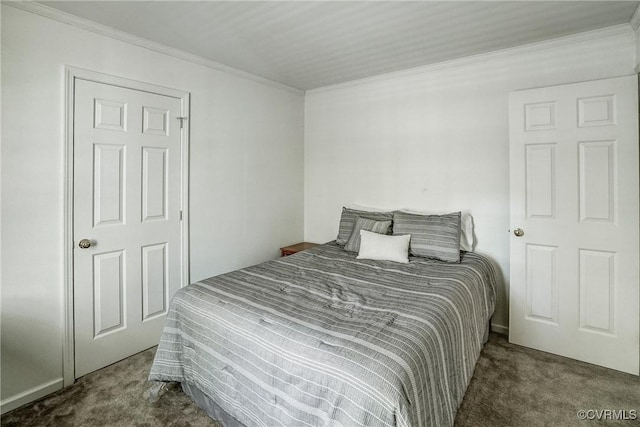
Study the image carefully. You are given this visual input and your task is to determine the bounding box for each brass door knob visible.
[513,228,524,237]
[78,239,92,249]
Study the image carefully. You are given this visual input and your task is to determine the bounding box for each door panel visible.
[92,249,125,337]
[509,75,639,375]
[73,79,183,378]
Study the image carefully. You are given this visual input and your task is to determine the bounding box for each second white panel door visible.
[509,75,639,375]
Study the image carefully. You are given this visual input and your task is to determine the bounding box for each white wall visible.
[636,24,640,69]
[635,3,640,70]
[304,25,637,332]
[1,5,304,410]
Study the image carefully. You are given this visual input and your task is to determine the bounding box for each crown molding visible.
[631,3,640,30]
[3,1,304,94]
[309,23,634,94]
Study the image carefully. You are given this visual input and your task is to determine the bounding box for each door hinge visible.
[177,117,187,129]
[180,210,183,221]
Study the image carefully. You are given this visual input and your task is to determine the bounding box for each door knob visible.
[513,228,524,237]
[78,239,92,249]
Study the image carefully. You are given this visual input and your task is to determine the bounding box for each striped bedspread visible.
[149,242,496,427]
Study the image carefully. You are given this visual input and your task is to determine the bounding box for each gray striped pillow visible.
[344,217,392,253]
[393,211,462,263]
[336,207,394,246]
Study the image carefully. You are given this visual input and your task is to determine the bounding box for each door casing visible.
[63,67,190,385]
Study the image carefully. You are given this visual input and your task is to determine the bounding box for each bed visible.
[148,211,497,427]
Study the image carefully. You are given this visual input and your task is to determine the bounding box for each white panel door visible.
[73,79,184,377]
[509,75,639,375]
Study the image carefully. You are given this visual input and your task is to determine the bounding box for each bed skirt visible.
[182,381,246,427]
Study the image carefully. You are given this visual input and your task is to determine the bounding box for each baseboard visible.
[491,322,509,336]
[0,378,63,415]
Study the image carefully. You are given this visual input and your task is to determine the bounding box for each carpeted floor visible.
[2,333,638,426]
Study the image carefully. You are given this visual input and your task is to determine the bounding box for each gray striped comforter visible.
[149,242,496,427]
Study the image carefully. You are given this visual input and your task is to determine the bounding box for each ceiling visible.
[39,1,640,90]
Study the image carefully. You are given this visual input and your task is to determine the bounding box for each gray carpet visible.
[2,333,638,426]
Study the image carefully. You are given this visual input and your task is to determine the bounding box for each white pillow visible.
[357,230,410,263]
[401,208,475,252]
[348,203,395,213]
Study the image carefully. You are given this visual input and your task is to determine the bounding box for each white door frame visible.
[63,66,190,386]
